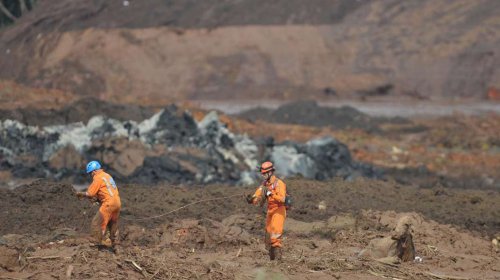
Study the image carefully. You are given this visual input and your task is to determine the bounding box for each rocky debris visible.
[130,156,196,184]
[140,104,200,146]
[272,137,381,180]
[237,100,409,133]
[198,111,259,184]
[0,105,379,184]
[86,138,152,177]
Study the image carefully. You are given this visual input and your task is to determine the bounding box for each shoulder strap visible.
[272,180,278,190]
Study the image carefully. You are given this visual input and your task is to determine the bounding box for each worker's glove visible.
[265,191,272,197]
[246,194,254,204]
[75,192,85,198]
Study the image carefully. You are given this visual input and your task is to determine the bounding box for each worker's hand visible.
[246,194,254,204]
[265,190,272,197]
[90,197,100,206]
[75,192,86,198]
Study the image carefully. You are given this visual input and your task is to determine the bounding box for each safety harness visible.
[259,178,292,209]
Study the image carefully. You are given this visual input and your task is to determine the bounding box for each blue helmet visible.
[86,161,102,173]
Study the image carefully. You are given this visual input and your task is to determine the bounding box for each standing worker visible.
[246,161,287,261]
[76,161,121,250]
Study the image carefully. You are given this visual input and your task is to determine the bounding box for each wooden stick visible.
[18,0,27,15]
[425,272,470,280]
[0,2,17,21]
[26,255,62,260]
[375,259,400,267]
[307,268,331,273]
[125,259,143,272]
[0,277,25,280]
[150,268,161,280]
[367,270,404,280]
[66,264,74,279]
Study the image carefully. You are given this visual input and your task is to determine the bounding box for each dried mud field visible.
[0,179,499,279]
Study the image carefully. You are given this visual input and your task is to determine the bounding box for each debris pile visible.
[0,105,379,184]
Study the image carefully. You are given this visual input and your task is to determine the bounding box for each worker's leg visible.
[90,209,104,244]
[95,205,112,247]
[268,207,286,260]
[269,207,286,248]
[109,206,120,246]
[265,211,273,251]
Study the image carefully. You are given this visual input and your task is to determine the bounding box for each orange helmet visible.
[260,161,275,174]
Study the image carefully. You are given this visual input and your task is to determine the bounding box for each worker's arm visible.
[76,179,100,198]
[76,192,94,198]
[270,180,286,203]
[246,186,263,205]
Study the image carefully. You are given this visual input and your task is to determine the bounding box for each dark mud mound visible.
[237,100,409,133]
[1,178,499,237]
[0,180,94,236]
[0,98,154,126]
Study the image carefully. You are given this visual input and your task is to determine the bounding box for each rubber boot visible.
[264,233,271,251]
[274,247,282,261]
[269,247,276,260]
[269,247,282,261]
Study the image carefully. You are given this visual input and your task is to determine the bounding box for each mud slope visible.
[1,178,498,236]
[1,0,499,101]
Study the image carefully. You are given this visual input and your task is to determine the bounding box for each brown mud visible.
[0,178,499,279]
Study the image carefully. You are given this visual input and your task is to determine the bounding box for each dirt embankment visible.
[1,1,499,102]
[0,179,499,279]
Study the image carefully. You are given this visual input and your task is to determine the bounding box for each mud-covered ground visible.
[0,89,499,279]
[0,179,499,279]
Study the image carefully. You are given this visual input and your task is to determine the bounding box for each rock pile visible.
[0,105,380,185]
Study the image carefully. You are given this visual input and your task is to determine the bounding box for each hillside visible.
[0,0,499,102]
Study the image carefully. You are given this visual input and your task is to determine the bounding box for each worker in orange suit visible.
[246,161,287,261]
[76,161,121,250]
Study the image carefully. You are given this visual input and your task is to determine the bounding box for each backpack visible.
[284,192,293,210]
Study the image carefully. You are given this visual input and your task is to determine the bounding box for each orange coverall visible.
[86,170,121,244]
[251,175,287,248]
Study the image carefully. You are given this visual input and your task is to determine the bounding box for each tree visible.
[0,0,37,27]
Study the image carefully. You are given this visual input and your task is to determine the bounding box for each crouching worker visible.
[76,161,121,250]
[246,161,287,261]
